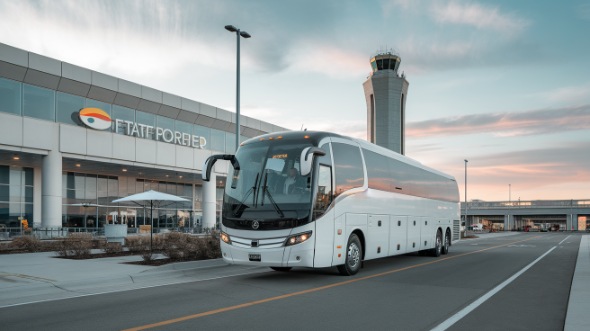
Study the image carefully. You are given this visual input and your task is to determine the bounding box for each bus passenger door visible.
[389,216,407,255]
[313,164,335,268]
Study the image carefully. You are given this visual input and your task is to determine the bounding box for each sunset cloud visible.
[406,105,590,138]
[459,143,590,200]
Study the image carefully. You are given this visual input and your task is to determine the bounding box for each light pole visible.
[464,159,468,226]
[225,25,251,152]
[509,184,511,203]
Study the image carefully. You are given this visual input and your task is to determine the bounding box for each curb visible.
[565,235,590,331]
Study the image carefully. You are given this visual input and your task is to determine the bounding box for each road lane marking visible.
[430,245,557,331]
[123,235,542,331]
[558,235,571,246]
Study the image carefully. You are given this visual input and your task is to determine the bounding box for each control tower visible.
[362,51,409,154]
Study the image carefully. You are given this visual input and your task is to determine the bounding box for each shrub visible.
[102,242,123,254]
[160,233,221,261]
[125,236,146,253]
[187,236,206,260]
[128,233,221,262]
[204,234,221,259]
[142,250,153,262]
[56,233,93,258]
[11,236,42,252]
[162,232,189,260]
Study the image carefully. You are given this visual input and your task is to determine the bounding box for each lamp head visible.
[225,25,237,32]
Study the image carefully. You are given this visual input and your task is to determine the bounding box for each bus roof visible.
[241,131,457,182]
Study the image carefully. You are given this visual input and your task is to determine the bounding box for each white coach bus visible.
[203,131,460,275]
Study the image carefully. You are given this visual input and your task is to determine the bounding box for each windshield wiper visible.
[232,173,259,217]
[260,172,284,218]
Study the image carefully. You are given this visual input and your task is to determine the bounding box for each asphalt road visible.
[0,232,579,331]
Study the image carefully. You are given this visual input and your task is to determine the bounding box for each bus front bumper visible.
[220,240,315,268]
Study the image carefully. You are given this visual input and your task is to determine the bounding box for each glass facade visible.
[23,83,56,121]
[0,166,34,227]
[61,172,200,230]
[56,91,84,125]
[0,76,240,154]
[210,128,225,152]
[0,77,21,115]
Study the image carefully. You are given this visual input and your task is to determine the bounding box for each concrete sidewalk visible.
[0,251,259,308]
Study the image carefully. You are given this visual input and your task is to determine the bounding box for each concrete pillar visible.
[33,167,42,227]
[572,214,579,231]
[202,171,217,230]
[41,150,62,228]
[505,214,514,231]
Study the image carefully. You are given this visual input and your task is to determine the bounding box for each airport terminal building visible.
[0,42,285,231]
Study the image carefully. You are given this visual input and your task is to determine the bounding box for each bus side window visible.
[314,164,333,219]
[332,142,363,197]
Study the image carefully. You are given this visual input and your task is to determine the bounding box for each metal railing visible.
[463,199,590,209]
[0,226,212,240]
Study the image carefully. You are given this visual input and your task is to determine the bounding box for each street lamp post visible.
[225,25,251,152]
[464,159,468,227]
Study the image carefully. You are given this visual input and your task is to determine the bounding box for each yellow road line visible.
[123,235,541,331]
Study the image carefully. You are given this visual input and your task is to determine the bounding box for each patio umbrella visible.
[112,190,189,251]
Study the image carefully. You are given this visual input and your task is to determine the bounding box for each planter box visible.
[104,224,127,244]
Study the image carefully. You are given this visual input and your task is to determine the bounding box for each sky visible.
[1,0,589,202]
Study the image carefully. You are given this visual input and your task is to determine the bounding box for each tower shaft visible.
[363,52,409,154]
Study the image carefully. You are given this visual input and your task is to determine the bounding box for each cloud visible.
[0,0,220,78]
[464,142,590,198]
[430,1,530,34]
[288,44,368,78]
[419,141,590,201]
[541,84,590,105]
[378,1,539,74]
[406,105,590,138]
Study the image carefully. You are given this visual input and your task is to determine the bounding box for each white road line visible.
[430,246,557,331]
[558,235,571,246]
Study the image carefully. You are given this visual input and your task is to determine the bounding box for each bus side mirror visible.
[202,154,240,181]
[300,147,326,177]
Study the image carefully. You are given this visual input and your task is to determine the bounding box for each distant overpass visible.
[462,199,590,231]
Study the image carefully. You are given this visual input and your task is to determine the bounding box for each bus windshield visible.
[222,140,314,230]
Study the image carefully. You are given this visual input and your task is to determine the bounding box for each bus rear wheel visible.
[338,234,362,276]
[441,230,450,255]
[270,267,292,272]
[430,230,442,257]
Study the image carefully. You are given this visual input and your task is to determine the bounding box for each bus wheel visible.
[338,234,362,276]
[441,230,450,255]
[270,267,292,272]
[431,230,442,257]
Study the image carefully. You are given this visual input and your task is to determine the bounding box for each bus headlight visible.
[285,231,312,246]
[220,231,231,245]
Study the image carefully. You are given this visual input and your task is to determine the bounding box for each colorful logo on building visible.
[79,108,112,130]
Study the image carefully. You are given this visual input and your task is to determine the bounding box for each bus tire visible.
[338,233,362,276]
[441,230,450,255]
[270,267,292,272]
[431,230,442,257]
